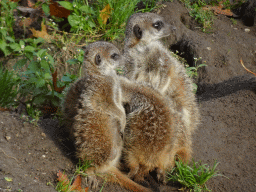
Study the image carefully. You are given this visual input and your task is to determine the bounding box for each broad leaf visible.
[58,1,73,10]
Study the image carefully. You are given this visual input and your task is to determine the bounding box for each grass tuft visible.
[0,67,19,108]
[167,159,227,192]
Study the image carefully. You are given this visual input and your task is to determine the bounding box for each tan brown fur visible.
[123,12,200,166]
[119,77,188,183]
[62,41,151,192]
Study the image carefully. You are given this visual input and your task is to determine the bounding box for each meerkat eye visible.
[95,54,101,65]
[111,53,119,60]
[152,21,164,31]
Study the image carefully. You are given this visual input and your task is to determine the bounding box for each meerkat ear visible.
[133,24,142,39]
[82,46,89,58]
[95,54,101,65]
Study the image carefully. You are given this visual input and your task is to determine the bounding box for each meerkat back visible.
[62,41,152,192]
[123,12,200,163]
[118,76,188,184]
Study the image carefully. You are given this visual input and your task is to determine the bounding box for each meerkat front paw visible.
[156,168,167,184]
[86,175,99,190]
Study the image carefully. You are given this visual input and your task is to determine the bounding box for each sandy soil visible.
[0,1,255,191]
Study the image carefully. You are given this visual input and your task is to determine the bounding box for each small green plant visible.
[181,0,215,32]
[75,159,93,176]
[167,159,226,192]
[25,104,41,126]
[10,39,78,119]
[0,0,18,56]
[170,51,206,93]
[0,67,19,108]
[185,57,207,79]
[66,48,85,78]
[58,0,98,34]
[185,57,206,93]
[230,18,237,25]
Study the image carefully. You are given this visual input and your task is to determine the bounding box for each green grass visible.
[57,0,158,41]
[0,67,19,108]
[230,18,237,25]
[167,159,227,192]
[180,0,215,32]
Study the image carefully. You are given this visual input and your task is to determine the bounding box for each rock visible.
[5,136,11,141]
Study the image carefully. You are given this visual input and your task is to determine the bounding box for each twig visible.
[240,59,256,76]
[0,148,19,163]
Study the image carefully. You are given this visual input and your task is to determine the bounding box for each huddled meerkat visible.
[123,12,200,163]
[119,76,187,183]
[62,41,151,192]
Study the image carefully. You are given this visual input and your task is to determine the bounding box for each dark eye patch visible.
[111,53,119,60]
[152,21,164,31]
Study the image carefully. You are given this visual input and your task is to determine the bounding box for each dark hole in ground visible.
[232,0,256,26]
[170,39,195,68]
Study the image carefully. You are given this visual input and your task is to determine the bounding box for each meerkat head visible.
[82,41,124,76]
[124,12,172,49]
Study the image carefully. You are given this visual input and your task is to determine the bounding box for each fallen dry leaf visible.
[57,170,70,186]
[100,4,112,25]
[49,0,70,18]
[0,107,11,112]
[202,1,236,17]
[57,171,89,192]
[69,175,82,191]
[202,6,234,16]
[30,22,53,42]
[27,0,35,8]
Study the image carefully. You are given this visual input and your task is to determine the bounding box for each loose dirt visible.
[0,1,255,191]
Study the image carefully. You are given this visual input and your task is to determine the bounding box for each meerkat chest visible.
[89,77,124,116]
[135,51,172,91]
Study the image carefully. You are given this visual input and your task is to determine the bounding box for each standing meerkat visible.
[62,41,151,192]
[119,76,188,183]
[123,12,200,162]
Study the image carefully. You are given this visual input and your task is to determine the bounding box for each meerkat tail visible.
[107,166,152,192]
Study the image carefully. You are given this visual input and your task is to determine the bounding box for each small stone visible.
[5,136,11,141]
[41,133,46,137]
[25,158,29,162]
[245,28,250,32]
[206,47,212,51]
[42,155,46,158]
[234,28,238,30]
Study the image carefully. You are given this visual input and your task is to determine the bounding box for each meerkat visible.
[118,76,188,183]
[122,12,200,163]
[62,41,151,192]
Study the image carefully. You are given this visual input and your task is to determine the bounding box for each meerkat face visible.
[83,41,124,75]
[125,13,172,47]
[125,13,173,48]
